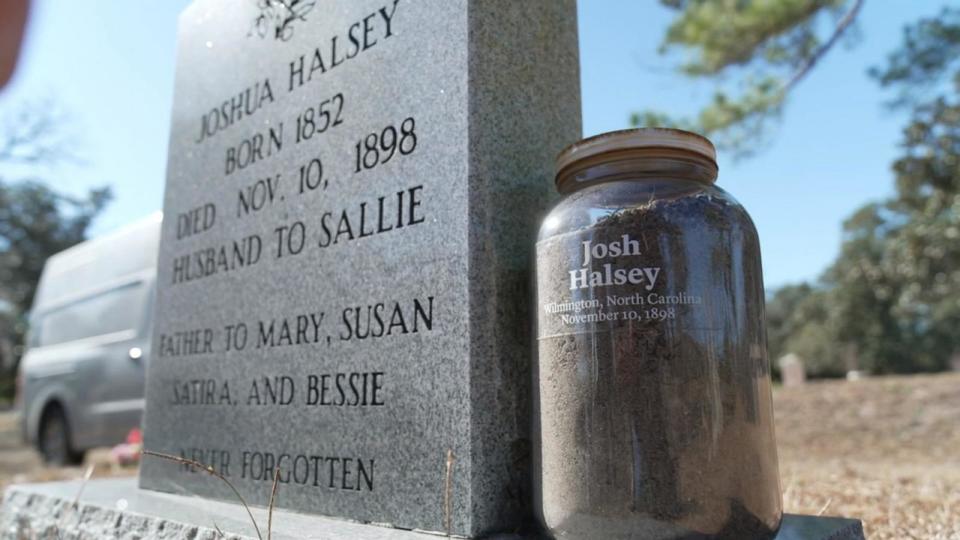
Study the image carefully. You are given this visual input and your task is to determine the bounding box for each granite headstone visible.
[139,0,581,537]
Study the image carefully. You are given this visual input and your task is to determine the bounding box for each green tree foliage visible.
[765,283,815,364]
[812,8,960,374]
[651,4,960,375]
[869,7,960,107]
[0,182,111,314]
[636,0,863,157]
[766,284,848,377]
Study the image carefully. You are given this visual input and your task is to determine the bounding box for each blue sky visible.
[0,0,947,289]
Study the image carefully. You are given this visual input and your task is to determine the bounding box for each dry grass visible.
[775,372,960,539]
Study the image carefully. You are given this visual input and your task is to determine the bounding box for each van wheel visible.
[38,406,84,466]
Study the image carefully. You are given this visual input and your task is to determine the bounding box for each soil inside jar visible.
[535,188,781,540]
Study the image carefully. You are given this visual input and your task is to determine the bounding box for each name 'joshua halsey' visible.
[570,235,661,291]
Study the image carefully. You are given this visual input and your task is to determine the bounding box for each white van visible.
[17,213,160,464]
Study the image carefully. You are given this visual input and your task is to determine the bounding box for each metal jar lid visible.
[555,128,719,191]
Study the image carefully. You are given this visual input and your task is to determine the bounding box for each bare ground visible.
[776,373,960,539]
[0,412,134,492]
[0,373,957,538]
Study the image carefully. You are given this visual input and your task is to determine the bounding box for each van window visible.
[36,282,147,347]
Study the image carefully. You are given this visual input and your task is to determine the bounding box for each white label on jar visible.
[569,235,661,290]
[537,232,704,338]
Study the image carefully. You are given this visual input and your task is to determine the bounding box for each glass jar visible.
[533,128,782,539]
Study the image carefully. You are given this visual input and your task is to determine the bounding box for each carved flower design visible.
[250,0,316,42]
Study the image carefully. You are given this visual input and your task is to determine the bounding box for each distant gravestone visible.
[138,0,581,537]
[846,370,865,382]
[778,353,806,388]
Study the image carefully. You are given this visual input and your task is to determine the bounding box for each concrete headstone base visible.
[1,478,865,539]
